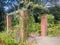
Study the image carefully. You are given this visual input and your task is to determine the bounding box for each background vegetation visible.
[0,0,60,45]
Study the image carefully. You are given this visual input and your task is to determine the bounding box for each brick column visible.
[41,14,48,36]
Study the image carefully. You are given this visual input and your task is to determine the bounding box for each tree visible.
[0,8,6,31]
[49,6,60,23]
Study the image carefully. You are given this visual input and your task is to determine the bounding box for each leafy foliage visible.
[0,31,27,45]
[0,1,60,43]
[32,4,49,14]
[49,6,60,23]
[0,10,6,31]
[0,32,19,45]
[11,14,20,27]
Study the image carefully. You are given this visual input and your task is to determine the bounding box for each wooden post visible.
[41,14,48,36]
[18,9,28,42]
[6,15,12,33]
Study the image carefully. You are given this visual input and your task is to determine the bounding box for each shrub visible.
[0,32,24,45]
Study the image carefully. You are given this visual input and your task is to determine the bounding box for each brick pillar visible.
[6,15,12,32]
[41,14,48,36]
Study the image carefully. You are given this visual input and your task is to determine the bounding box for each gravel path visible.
[28,37,60,45]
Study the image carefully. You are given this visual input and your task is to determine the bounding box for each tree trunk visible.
[19,9,28,42]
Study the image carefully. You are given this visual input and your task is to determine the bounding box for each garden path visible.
[28,36,60,45]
